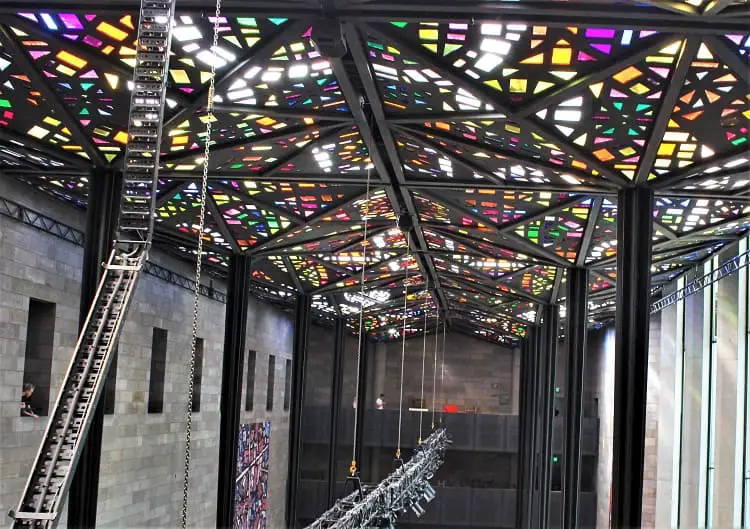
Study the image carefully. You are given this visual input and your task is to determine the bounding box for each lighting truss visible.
[306,428,451,529]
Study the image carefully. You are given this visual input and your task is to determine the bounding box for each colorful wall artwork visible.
[234,422,271,529]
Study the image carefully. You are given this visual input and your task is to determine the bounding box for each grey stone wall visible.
[0,177,294,528]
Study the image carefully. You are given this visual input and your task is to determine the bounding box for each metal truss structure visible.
[306,428,450,528]
[0,0,747,344]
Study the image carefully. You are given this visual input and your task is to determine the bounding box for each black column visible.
[68,168,122,528]
[611,187,654,529]
[354,329,369,477]
[216,254,251,529]
[287,294,311,528]
[517,327,539,529]
[538,303,559,529]
[327,316,346,506]
[562,267,588,529]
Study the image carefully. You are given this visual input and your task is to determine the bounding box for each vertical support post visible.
[611,187,654,529]
[563,267,588,529]
[216,254,251,529]
[354,324,369,479]
[517,327,539,529]
[68,168,123,528]
[539,303,560,529]
[327,316,346,507]
[287,294,311,528]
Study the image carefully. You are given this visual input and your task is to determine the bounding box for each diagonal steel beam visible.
[0,132,89,169]
[576,197,603,267]
[634,38,700,183]
[396,123,599,187]
[212,181,304,226]
[160,122,344,164]
[512,35,679,120]
[212,103,354,122]
[248,188,372,253]
[363,22,631,187]
[3,13,190,107]
[259,124,350,179]
[0,25,104,167]
[704,35,750,82]
[387,111,509,124]
[283,255,305,293]
[334,22,450,317]
[653,220,679,241]
[703,0,737,15]
[404,179,616,196]
[163,20,308,129]
[650,146,750,189]
[154,180,189,210]
[206,193,241,254]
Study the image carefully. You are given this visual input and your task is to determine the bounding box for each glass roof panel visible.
[653,197,749,234]
[380,21,663,106]
[535,40,683,180]
[586,198,617,263]
[513,198,592,261]
[651,41,750,177]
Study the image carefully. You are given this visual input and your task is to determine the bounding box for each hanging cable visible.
[418,275,429,443]
[431,311,439,429]
[349,143,373,477]
[182,2,221,527]
[396,238,411,460]
[439,320,447,425]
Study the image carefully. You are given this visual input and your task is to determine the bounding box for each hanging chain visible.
[439,320,446,425]
[396,240,411,459]
[418,276,429,443]
[182,2,221,526]
[350,160,372,475]
[431,311,439,429]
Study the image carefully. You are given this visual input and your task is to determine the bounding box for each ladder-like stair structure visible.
[9,1,176,527]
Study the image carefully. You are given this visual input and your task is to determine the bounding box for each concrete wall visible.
[0,177,294,528]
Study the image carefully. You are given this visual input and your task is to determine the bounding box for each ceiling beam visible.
[248,188,373,253]
[283,256,305,293]
[0,131,90,169]
[1,2,747,34]
[576,197,603,267]
[634,38,700,184]
[163,20,308,129]
[703,0,737,15]
[333,22,451,316]
[160,122,344,164]
[212,104,354,122]
[0,24,104,167]
[158,170,371,184]
[259,124,350,179]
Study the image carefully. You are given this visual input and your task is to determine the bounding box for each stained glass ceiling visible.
[1,2,748,343]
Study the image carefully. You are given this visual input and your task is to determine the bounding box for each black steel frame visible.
[216,254,252,529]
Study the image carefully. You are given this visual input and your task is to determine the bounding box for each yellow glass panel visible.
[657,143,676,156]
[630,83,649,95]
[593,148,615,162]
[104,73,119,89]
[56,50,87,69]
[257,117,277,126]
[97,22,129,42]
[43,116,61,127]
[551,48,572,65]
[521,53,544,65]
[509,78,528,93]
[419,29,439,41]
[55,64,76,77]
[113,131,128,144]
[613,66,642,84]
[172,135,188,145]
[170,70,190,84]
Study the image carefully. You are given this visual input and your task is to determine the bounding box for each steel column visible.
[327,316,346,507]
[68,168,123,529]
[287,294,312,528]
[517,327,539,529]
[539,303,560,529]
[216,254,251,529]
[563,267,588,529]
[611,187,655,529]
[354,327,370,477]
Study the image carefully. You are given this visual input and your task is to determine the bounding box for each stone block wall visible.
[0,177,295,528]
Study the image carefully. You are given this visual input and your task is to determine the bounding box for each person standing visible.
[375,393,385,410]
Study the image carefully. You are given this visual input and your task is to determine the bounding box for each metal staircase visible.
[9,1,177,527]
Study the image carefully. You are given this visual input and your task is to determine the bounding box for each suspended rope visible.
[349,151,373,477]
[431,311,439,429]
[182,1,221,526]
[396,237,412,460]
[418,276,429,443]
[439,321,447,425]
